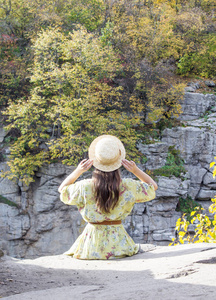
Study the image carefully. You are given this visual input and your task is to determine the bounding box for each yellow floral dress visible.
[60,178,155,260]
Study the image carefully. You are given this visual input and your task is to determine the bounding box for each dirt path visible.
[1,243,216,300]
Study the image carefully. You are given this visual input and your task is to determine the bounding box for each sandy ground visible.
[0,243,216,300]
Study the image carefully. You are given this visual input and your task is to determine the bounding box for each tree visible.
[3,27,140,184]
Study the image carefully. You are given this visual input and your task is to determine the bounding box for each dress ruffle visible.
[64,223,139,260]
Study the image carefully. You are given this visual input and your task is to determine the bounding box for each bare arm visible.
[122,159,158,191]
[58,159,93,193]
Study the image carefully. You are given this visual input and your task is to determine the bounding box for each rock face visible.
[178,92,215,121]
[0,92,216,258]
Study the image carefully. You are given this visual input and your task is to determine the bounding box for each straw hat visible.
[88,135,126,172]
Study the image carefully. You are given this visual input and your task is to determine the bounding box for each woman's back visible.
[59,134,157,260]
[60,178,155,260]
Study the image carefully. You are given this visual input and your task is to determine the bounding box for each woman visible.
[58,135,158,260]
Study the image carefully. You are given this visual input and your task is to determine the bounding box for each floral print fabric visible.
[60,178,155,259]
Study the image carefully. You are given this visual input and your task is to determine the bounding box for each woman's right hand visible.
[122,159,138,174]
[76,159,93,174]
[58,159,93,193]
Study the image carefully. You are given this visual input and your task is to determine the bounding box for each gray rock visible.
[152,230,175,241]
[197,200,215,218]
[25,227,75,257]
[162,126,216,165]
[0,164,20,196]
[1,92,216,257]
[36,163,69,177]
[33,179,59,213]
[205,80,215,87]
[203,171,216,188]
[187,166,207,184]
[132,203,146,216]
[35,212,55,233]
[188,224,196,233]
[178,93,216,121]
[184,87,195,92]
[187,113,216,133]
[147,200,178,214]
[137,142,168,169]
[196,189,216,200]
[0,127,7,143]
[187,81,201,90]
[188,187,201,200]
[0,204,30,240]
[148,213,180,232]
[156,177,189,198]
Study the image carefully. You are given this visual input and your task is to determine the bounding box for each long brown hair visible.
[93,169,121,213]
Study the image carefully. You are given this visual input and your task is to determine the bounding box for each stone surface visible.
[162,126,216,165]
[1,244,216,300]
[0,164,20,197]
[137,142,168,169]
[0,127,7,143]
[184,86,195,92]
[0,92,216,258]
[204,80,215,87]
[178,92,216,121]
[0,204,30,241]
[203,171,216,188]
[196,189,216,200]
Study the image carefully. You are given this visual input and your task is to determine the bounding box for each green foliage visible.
[101,21,114,47]
[177,195,202,222]
[2,27,140,185]
[170,197,216,245]
[141,156,148,164]
[177,34,216,78]
[156,118,182,133]
[1,0,216,184]
[68,0,105,31]
[153,146,186,178]
[170,159,216,245]
[0,34,29,105]
[0,195,19,208]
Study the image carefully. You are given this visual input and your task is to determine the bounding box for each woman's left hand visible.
[58,159,93,193]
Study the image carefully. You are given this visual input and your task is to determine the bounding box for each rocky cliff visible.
[0,92,216,258]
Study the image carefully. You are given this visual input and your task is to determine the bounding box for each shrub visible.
[170,158,216,245]
[176,196,202,222]
[153,146,186,178]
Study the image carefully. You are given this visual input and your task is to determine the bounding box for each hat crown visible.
[95,138,120,165]
[88,134,125,172]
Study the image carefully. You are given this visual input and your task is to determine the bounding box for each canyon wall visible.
[0,92,216,258]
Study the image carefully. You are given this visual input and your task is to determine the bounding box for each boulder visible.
[0,204,30,240]
[196,189,216,200]
[162,127,216,165]
[155,176,189,198]
[204,80,215,87]
[137,142,168,169]
[178,93,216,121]
[184,87,195,92]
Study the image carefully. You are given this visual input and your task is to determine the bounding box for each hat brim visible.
[88,135,126,172]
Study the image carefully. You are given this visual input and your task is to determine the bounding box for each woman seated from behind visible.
[58,135,158,260]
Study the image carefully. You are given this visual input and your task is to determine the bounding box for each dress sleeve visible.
[131,180,156,203]
[60,180,84,207]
